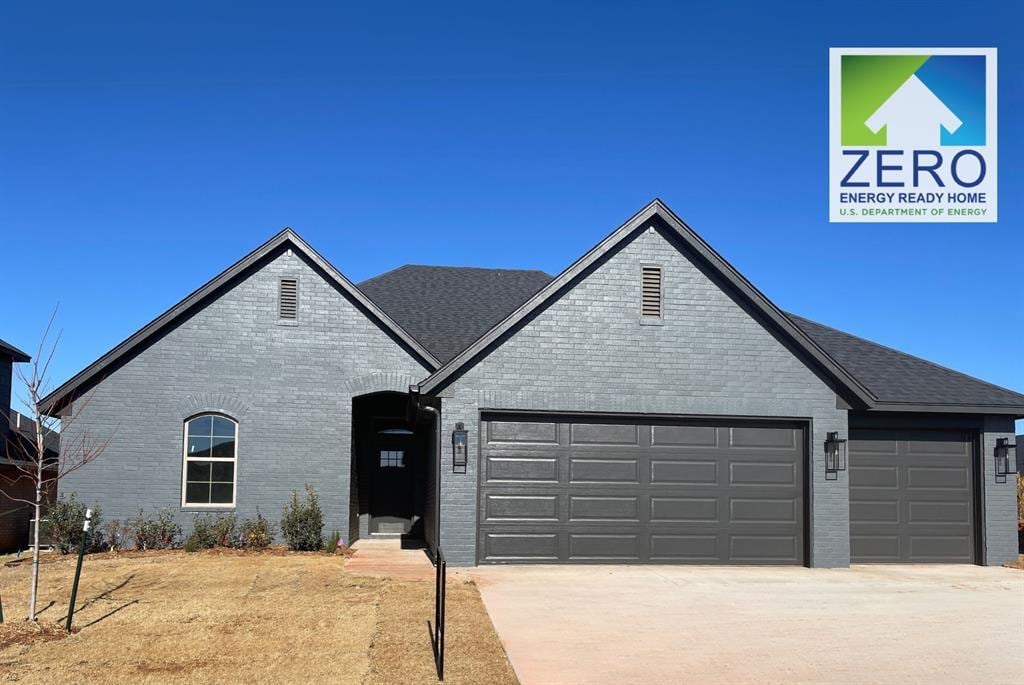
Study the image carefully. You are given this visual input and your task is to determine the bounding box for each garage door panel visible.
[730,497,797,522]
[729,461,796,486]
[487,420,559,444]
[569,423,640,446]
[485,456,559,483]
[484,533,560,560]
[850,535,901,561]
[569,496,640,522]
[480,416,805,565]
[650,459,718,484]
[650,534,719,561]
[483,494,559,522]
[569,458,639,484]
[650,496,718,522]
[849,429,975,564]
[569,533,640,560]
[730,535,799,563]
[650,425,718,448]
[730,426,797,449]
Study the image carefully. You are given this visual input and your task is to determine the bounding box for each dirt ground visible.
[0,550,517,685]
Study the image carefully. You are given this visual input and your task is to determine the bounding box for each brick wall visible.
[58,246,431,541]
[435,224,850,567]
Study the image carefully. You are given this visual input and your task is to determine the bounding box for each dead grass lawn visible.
[0,551,517,684]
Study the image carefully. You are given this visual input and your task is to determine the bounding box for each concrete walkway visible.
[470,564,1024,684]
[346,538,434,581]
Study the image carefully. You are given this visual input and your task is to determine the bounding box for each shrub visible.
[280,485,324,551]
[41,493,104,554]
[239,510,276,550]
[103,520,132,552]
[131,508,181,550]
[186,513,239,550]
[325,529,341,554]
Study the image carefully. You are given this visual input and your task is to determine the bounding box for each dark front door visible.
[370,435,416,534]
[477,414,806,564]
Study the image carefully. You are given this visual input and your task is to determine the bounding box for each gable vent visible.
[279,278,298,320]
[641,266,662,319]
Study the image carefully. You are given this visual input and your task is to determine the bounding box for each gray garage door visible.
[849,429,976,563]
[478,415,806,564]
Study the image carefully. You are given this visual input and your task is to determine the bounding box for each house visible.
[39,201,1023,567]
[1,338,59,552]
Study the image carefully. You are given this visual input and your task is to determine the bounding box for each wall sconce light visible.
[994,437,1016,484]
[452,422,468,474]
[824,431,847,480]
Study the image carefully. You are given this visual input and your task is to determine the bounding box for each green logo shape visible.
[841,55,928,146]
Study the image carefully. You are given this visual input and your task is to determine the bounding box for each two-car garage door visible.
[477,415,806,564]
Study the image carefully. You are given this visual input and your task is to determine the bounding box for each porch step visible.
[373,522,407,535]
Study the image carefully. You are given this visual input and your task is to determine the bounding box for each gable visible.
[420,200,871,405]
[427,223,847,407]
[41,231,439,413]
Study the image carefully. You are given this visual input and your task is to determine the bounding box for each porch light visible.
[824,431,847,480]
[994,438,1016,484]
[452,422,468,474]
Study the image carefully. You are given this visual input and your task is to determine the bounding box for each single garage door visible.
[477,415,806,564]
[849,429,976,563]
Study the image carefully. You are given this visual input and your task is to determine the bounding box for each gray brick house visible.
[43,200,1022,567]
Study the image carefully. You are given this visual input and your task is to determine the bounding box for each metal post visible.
[65,508,92,632]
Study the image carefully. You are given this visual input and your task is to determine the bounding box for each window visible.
[279,278,298,320]
[641,265,662,319]
[183,414,237,507]
[379,450,404,468]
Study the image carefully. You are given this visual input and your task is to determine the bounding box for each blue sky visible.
[1,1,1021,430]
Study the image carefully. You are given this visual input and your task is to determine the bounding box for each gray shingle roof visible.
[787,313,1024,409]
[358,263,1024,411]
[0,338,30,363]
[358,265,552,363]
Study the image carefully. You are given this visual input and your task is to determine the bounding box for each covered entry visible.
[477,414,807,564]
[849,428,977,563]
[351,392,430,539]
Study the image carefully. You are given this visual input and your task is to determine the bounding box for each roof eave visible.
[864,402,1024,418]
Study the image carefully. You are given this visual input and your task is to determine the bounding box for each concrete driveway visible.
[468,564,1024,684]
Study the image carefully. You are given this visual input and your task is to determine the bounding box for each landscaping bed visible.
[0,551,517,684]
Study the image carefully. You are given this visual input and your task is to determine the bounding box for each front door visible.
[370,434,416,534]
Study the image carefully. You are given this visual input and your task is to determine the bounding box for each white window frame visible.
[181,413,238,509]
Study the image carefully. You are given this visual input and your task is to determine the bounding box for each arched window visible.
[182,414,237,507]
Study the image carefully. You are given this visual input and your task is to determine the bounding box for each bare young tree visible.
[1,308,112,621]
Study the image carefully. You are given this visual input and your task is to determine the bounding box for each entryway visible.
[351,392,430,542]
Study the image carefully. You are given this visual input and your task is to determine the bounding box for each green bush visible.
[186,513,239,550]
[41,493,104,554]
[239,510,276,550]
[325,529,341,554]
[131,508,181,550]
[280,485,324,551]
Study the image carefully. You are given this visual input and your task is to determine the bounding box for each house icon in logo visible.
[865,75,962,148]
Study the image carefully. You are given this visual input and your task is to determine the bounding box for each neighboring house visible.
[39,201,1023,567]
[0,338,59,552]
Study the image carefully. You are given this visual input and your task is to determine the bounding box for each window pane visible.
[211,461,234,482]
[211,436,235,459]
[186,482,210,504]
[188,415,213,437]
[187,436,212,458]
[210,483,233,504]
[212,416,235,438]
[187,461,211,481]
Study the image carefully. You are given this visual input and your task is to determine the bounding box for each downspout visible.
[410,385,442,557]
